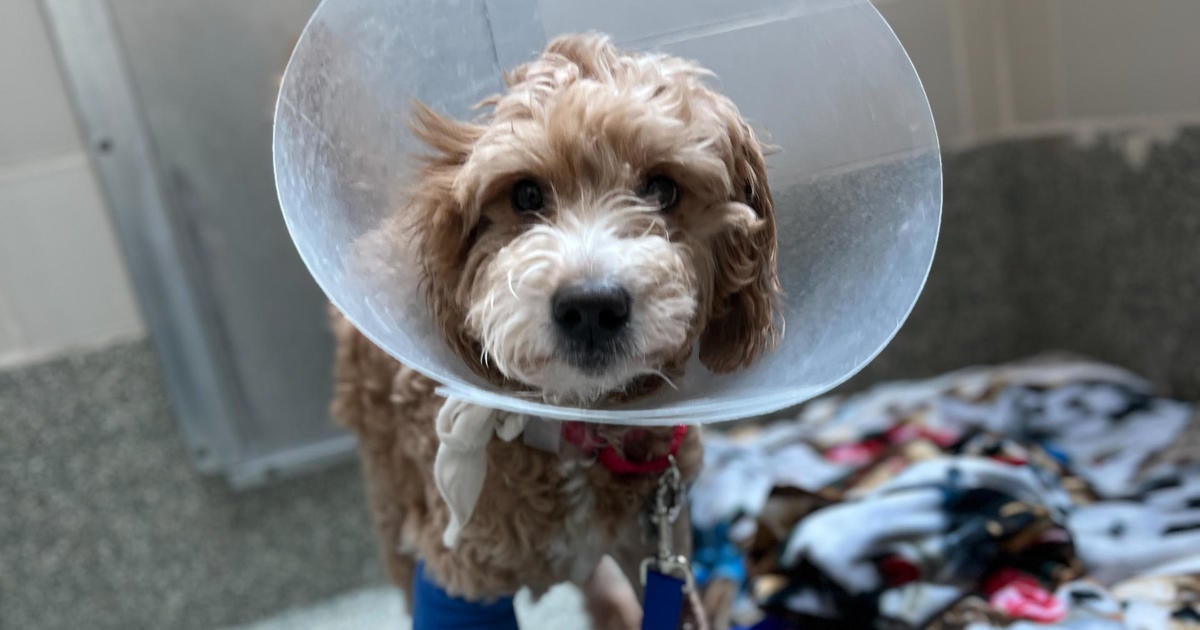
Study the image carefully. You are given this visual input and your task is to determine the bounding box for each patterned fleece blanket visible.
[689,355,1200,629]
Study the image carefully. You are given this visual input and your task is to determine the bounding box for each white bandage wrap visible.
[434,398,528,548]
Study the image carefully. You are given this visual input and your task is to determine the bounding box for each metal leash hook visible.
[640,455,701,629]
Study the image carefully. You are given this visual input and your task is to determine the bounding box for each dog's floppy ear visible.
[410,100,482,166]
[406,101,496,376]
[698,112,781,373]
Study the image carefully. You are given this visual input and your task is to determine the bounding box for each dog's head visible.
[408,33,780,404]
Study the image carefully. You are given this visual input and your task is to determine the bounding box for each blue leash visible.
[642,569,688,629]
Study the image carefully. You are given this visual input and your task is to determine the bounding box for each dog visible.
[331,33,780,628]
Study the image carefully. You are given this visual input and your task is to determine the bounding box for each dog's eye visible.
[510,179,544,214]
[640,175,679,211]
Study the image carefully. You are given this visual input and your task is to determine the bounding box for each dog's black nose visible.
[552,282,631,346]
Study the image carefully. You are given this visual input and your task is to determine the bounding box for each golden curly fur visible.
[332,33,779,628]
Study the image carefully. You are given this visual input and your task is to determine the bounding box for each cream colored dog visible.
[333,33,779,629]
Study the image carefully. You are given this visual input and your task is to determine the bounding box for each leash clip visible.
[639,455,697,595]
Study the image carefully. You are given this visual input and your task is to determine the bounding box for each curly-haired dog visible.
[332,33,780,628]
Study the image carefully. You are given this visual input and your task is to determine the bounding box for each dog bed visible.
[689,355,1200,629]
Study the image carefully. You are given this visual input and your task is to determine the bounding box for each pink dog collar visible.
[561,422,689,475]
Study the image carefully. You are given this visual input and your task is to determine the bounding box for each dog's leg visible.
[330,309,434,607]
[584,555,642,630]
[387,545,418,604]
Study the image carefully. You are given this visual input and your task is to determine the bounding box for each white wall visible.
[874,0,1200,148]
[0,0,143,367]
[2,0,1200,368]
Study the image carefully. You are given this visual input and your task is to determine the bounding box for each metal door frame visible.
[40,0,355,487]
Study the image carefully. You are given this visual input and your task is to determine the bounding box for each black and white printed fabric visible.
[688,356,1200,629]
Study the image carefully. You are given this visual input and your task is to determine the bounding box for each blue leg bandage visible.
[412,561,519,630]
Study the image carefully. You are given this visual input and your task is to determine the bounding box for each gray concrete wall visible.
[850,126,1200,400]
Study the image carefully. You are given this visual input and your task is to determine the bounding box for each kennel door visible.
[44,0,339,487]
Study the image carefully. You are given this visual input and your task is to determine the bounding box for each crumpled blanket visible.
[689,356,1200,629]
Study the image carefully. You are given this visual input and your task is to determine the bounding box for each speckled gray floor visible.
[0,341,382,630]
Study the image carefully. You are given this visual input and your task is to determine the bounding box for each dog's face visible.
[410,34,779,404]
